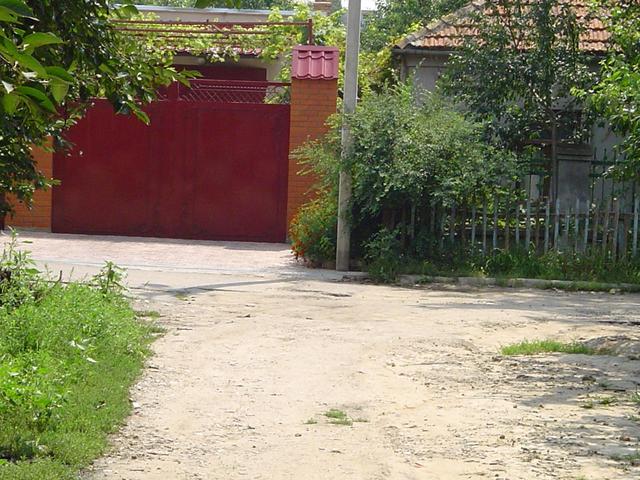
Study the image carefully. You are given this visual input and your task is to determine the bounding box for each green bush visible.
[364,228,403,282]
[0,243,154,480]
[290,83,521,269]
[289,193,337,265]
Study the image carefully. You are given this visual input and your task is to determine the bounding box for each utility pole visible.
[335,0,361,271]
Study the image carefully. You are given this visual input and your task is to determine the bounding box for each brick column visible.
[6,140,53,230]
[287,45,339,225]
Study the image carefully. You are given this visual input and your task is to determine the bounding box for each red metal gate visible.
[52,81,290,242]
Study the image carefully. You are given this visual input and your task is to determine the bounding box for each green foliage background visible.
[584,0,640,180]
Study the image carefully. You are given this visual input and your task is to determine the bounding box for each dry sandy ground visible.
[83,276,640,480]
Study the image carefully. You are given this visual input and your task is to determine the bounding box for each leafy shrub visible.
[289,193,337,265]
[0,233,46,310]
[364,228,403,282]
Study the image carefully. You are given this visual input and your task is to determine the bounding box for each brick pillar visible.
[6,140,53,230]
[287,45,339,225]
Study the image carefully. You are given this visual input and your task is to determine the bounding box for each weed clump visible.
[0,236,153,479]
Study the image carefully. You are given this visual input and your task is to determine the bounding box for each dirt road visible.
[6,232,639,479]
[87,277,640,480]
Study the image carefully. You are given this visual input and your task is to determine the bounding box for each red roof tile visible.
[397,0,610,54]
[292,46,340,80]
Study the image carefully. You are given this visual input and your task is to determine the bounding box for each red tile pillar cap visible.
[291,45,340,80]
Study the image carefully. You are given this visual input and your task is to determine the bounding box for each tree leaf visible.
[50,79,69,103]
[195,0,240,8]
[1,92,20,114]
[0,0,34,19]
[45,66,74,83]
[132,108,150,125]
[15,86,55,113]
[0,5,19,22]
[22,32,64,52]
[13,51,47,77]
[113,4,138,19]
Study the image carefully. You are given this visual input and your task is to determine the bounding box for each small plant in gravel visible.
[610,451,640,466]
[597,396,617,406]
[500,340,597,356]
[324,409,353,426]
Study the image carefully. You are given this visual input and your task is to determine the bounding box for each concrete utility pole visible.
[335,0,361,271]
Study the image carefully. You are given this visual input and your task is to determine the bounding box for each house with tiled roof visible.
[393,0,622,209]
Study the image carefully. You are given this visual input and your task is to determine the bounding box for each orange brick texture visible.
[286,78,338,225]
[7,142,53,230]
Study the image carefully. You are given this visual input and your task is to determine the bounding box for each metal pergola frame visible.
[112,18,315,46]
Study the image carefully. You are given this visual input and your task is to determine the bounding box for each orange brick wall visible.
[287,77,338,225]
[6,141,53,230]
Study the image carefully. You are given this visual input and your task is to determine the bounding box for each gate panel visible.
[53,101,155,236]
[53,83,290,243]
[191,103,290,241]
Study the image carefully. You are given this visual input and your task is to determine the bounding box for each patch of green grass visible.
[0,282,153,479]
[500,340,596,356]
[136,310,161,319]
[304,418,317,425]
[598,396,617,406]
[324,409,353,426]
[610,451,640,466]
[374,248,640,288]
[630,392,640,405]
[329,417,353,426]
[324,408,348,420]
[581,401,595,409]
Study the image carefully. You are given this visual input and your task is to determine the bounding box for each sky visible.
[342,0,377,11]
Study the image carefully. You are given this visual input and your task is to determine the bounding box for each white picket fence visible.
[432,196,640,258]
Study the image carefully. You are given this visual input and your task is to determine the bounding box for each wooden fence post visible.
[515,202,520,246]
[554,198,561,252]
[534,199,541,252]
[471,205,477,248]
[602,198,612,254]
[612,199,620,259]
[544,199,550,253]
[525,198,531,248]
[583,201,590,253]
[439,204,445,251]
[492,200,498,252]
[633,197,639,257]
[591,204,600,250]
[449,203,456,244]
[574,198,580,252]
[505,199,510,251]
[482,201,488,255]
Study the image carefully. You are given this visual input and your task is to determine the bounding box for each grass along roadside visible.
[0,241,157,480]
[500,340,599,356]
